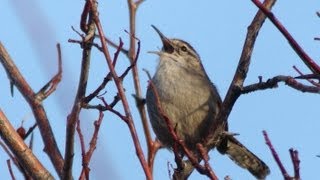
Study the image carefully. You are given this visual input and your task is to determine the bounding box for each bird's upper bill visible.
[151,25,174,54]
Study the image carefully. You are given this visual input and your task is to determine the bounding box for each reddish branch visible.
[289,149,300,178]
[63,2,96,179]
[263,131,301,180]
[83,39,123,104]
[252,0,320,74]
[77,111,105,180]
[293,66,320,87]
[87,0,152,179]
[148,81,217,180]
[0,42,64,177]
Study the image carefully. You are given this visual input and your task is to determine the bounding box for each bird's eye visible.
[181,46,187,52]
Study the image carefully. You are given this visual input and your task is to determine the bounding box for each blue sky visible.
[0,0,319,179]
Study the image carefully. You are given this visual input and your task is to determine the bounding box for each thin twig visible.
[83,39,124,104]
[293,65,320,87]
[6,160,16,180]
[36,43,63,100]
[79,111,104,180]
[289,149,300,179]
[263,131,290,179]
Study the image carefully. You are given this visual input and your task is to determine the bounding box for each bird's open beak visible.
[151,25,174,53]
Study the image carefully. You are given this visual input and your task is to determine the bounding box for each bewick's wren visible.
[146,25,270,179]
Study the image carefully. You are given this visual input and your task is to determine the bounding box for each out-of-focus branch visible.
[6,160,16,180]
[242,75,320,94]
[0,109,54,179]
[0,141,21,173]
[88,1,152,179]
[252,0,320,75]
[0,42,64,177]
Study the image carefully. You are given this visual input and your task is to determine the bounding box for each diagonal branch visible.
[0,42,64,177]
[206,0,277,146]
[252,0,320,74]
[0,109,54,179]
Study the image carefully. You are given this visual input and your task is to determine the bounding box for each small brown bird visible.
[146,25,270,179]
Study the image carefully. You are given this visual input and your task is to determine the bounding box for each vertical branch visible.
[127,0,153,161]
[63,2,96,179]
[88,1,152,179]
[263,131,291,179]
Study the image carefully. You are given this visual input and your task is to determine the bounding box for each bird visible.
[146,25,270,179]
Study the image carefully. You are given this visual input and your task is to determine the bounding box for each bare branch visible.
[36,43,62,100]
[88,1,152,179]
[63,3,96,179]
[0,109,54,179]
[126,0,153,162]
[206,0,277,147]
[6,160,16,180]
[293,65,320,87]
[0,42,64,177]
[242,75,320,94]
[252,0,320,74]
[263,131,301,180]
